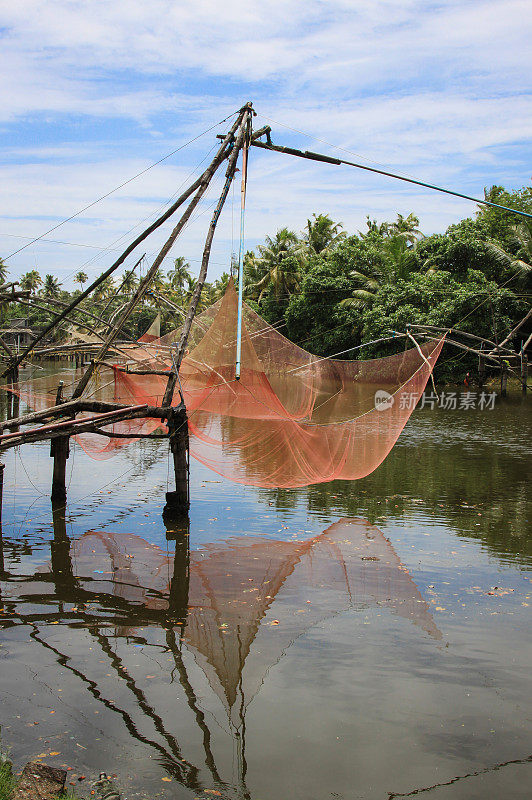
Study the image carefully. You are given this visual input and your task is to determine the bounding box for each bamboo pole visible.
[0,399,166,433]
[235,112,251,380]
[0,404,150,449]
[72,108,248,401]
[487,309,532,355]
[410,324,514,354]
[173,104,253,375]
[0,111,244,380]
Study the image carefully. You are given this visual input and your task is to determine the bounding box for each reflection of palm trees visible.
[1,515,440,797]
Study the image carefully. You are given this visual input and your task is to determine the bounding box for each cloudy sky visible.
[1,0,530,287]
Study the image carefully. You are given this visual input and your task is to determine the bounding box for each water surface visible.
[0,379,530,799]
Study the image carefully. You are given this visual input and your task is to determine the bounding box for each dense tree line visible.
[242,185,531,379]
[0,184,530,379]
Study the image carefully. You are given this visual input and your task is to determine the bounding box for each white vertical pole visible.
[235,132,250,380]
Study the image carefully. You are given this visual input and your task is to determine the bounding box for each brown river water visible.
[0,367,530,799]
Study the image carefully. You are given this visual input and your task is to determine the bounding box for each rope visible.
[4,110,240,261]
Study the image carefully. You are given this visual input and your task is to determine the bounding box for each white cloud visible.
[0,0,530,285]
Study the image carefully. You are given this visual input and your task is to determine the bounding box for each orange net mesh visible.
[7,280,444,487]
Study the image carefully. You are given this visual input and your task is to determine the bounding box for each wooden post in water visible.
[478,354,486,389]
[500,361,508,397]
[50,381,69,502]
[50,436,70,502]
[521,352,528,394]
[163,406,190,518]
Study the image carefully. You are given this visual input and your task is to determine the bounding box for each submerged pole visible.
[163,407,190,519]
[521,349,528,395]
[50,435,70,502]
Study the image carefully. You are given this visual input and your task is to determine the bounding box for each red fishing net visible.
[7,280,444,487]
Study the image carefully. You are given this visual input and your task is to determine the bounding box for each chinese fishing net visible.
[7,279,444,487]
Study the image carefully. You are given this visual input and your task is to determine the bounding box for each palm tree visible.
[184,274,197,302]
[0,257,8,285]
[389,213,423,243]
[151,268,167,293]
[93,276,115,302]
[43,274,61,298]
[302,213,346,256]
[247,228,300,301]
[167,257,191,291]
[20,269,42,295]
[213,271,230,300]
[74,271,88,290]
[120,269,138,297]
[341,235,420,310]
[486,219,532,285]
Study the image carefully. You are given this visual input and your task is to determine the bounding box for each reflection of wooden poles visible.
[50,501,77,597]
[166,519,190,625]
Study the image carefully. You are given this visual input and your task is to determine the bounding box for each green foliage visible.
[0,185,529,380]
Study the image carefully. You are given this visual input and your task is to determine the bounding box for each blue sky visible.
[1,0,531,288]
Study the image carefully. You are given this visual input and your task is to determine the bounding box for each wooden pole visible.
[174,104,253,375]
[50,435,69,502]
[72,109,247,401]
[521,352,528,394]
[0,110,244,381]
[163,406,190,518]
[478,344,486,389]
[488,309,532,356]
[500,361,508,397]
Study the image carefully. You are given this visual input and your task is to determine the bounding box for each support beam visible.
[73,107,249,400]
[1,108,245,379]
[488,309,532,356]
[174,103,254,373]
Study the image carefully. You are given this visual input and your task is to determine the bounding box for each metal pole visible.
[235,121,251,380]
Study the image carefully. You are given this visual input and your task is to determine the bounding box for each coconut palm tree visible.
[486,219,532,285]
[213,272,230,300]
[74,271,88,290]
[0,258,8,285]
[167,257,191,291]
[389,213,423,243]
[20,269,42,295]
[302,213,346,256]
[93,276,115,302]
[120,269,138,297]
[43,274,61,298]
[341,235,420,310]
[247,228,300,302]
